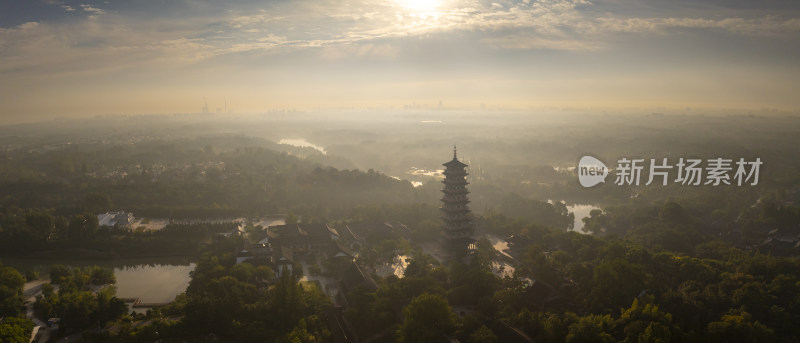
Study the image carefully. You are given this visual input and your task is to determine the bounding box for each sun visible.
[397,0,441,12]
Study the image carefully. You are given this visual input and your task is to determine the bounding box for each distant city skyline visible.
[1,0,799,123]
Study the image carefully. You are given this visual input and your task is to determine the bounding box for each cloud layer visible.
[0,0,798,120]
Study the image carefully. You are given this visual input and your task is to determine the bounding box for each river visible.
[278,138,326,154]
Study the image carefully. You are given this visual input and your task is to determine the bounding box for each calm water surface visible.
[3,257,195,303]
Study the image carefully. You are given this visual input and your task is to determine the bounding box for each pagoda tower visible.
[441,146,473,245]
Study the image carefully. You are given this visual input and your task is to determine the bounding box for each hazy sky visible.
[1,0,799,122]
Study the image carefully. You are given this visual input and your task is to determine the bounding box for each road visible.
[23,280,51,343]
[298,255,340,304]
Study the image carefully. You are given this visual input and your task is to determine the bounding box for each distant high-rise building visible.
[441,146,474,249]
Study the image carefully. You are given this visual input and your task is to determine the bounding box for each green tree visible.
[0,317,34,343]
[49,264,71,285]
[469,325,498,343]
[588,258,646,312]
[94,286,128,324]
[706,311,775,343]
[0,264,26,317]
[58,290,98,330]
[24,210,54,243]
[185,275,258,336]
[23,270,39,282]
[618,297,674,342]
[397,293,457,343]
[53,216,69,240]
[87,266,116,285]
[566,314,615,343]
[281,318,323,343]
[658,201,686,223]
[403,253,436,278]
[473,237,497,269]
[638,322,671,343]
[67,213,99,239]
[82,192,113,214]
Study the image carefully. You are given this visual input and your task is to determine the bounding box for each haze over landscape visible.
[2,1,800,343]
[2,0,800,123]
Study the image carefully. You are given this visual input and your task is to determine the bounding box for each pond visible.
[375,254,410,278]
[486,234,512,259]
[492,261,515,278]
[566,203,601,233]
[4,257,194,306]
[486,235,516,278]
[114,263,194,303]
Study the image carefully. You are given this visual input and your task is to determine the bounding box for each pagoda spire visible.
[441,146,473,251]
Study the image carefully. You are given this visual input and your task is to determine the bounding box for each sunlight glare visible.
[397,0,441,12]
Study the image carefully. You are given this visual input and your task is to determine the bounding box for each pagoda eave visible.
[442,180,470,185]
[440,147,474,246]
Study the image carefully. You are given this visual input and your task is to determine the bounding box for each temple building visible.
[441,146,475,254]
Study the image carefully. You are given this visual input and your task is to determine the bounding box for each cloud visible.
[17,22,40,30]
[1,0,798,82]
[596,15,800,37]
[214,0,594,52]
[80,4,105,15]
[0,16,212,78]
[484,35,602,51]
[39,0,76,12]
[317,43,400,60]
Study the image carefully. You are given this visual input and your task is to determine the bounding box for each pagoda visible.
[441,146,474,249]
